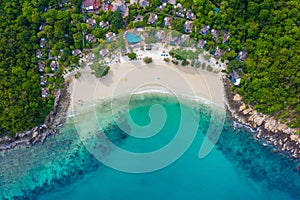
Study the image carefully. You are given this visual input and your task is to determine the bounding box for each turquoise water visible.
[126,32,142,44]
[1,93,300,199]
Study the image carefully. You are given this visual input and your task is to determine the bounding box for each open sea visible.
[0,93,300,200]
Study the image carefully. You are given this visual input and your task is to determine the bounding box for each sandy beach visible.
[69,58,225,115]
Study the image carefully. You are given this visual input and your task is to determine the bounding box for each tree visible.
[181,60,190,66]
[108,11,124,32]
[143,57,153,64]
[128,52,137,60]
[91,64,110,78]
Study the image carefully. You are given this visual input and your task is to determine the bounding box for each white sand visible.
[69,58,225,114]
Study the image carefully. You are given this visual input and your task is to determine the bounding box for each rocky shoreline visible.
[0,82,71,151]
[223,74,300,160]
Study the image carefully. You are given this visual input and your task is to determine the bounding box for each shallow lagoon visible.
[1,93,300,199]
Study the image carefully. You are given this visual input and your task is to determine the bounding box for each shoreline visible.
[1,55,299,162]
[222,74,300,160]
[67,86,219,119]
[0,81,71,151]
[69,59,225,111]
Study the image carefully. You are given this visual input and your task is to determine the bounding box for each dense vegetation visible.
[193,0,300,127]
[183,0,300,127]
[0,0,82,135]
[0,0,299,135]
[0,0,50,134]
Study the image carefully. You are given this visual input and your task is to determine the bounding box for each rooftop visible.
[184,21,193,33]
[213,46,224,58]
[238,51,248,61]
[139,0,149,7]
[211,29,219,43]
[222,32,230,44]
[100,49,109,57]
[186,10,196,20]
[156,30,166,41]
[72,49,82,56]
[200,25,210,35]
[163,17,173,28]
[148,13,158,24]
[86,18,96,26]
[38,61,45,72]
[86,33,97,42]
[197,39,206,49]
[100,21,109,29]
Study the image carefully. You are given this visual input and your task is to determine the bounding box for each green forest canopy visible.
[0,0,299,136]
[0,0,82,135]
[187,0,300,127]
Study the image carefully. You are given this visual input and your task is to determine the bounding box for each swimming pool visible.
[126,32,142,44]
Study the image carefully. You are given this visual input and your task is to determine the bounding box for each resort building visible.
[40,76,47,85]
[85,53,95,62]
[100,49,109,58]
[86,18,96,27]
[113,2,127,17]
[200,25,210,35]
[237,51,249,61]
[213,46,224,59]
[156,30,166,42]
[148,13,158,25]
[186,10,196,20]
[50,61,59,71]
[214,7,220,14]
[160,0,176,5]
[157,3,166,12]
[86,33,97,42]
[99,21,109,29]
[39,22,46,31]
[58,49,64,59]
[163,17,173,29]
[184,21,193,33]
[175,3,185,18]
[222,32,230,44]
[134,14,144,23]
[72,49,82,57]
[211,29,219,43]
[38,61,45,72]
[169,35,178,45]
[40,38,48,48]
[36,50,42,59]
[197,39,207,49]
[139,0,149,8]
[41,88,48,98]
[82,0,100,11]
[106,32,116,42]
[230,69,242,86]
[59,0,70,8]
[179,34,190,46]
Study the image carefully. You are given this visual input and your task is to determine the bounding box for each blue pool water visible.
[126,32,142,44]
[0,93,300,199]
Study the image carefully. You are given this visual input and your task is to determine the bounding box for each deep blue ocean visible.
[0,93,300,200]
